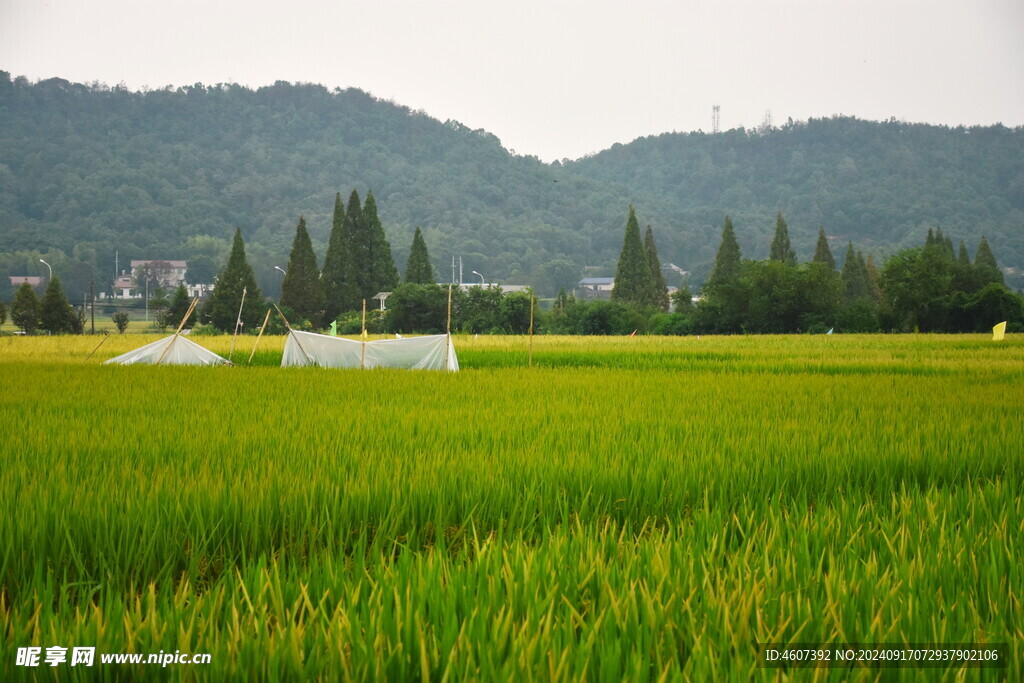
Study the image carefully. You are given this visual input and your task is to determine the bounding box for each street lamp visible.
[39,259,52,281]
[274,266,287,276]
[471,270,485,286]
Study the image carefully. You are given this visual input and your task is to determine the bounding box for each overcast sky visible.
[2,0,1022,161]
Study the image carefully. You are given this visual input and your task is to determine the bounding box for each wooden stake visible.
[155,297,199,365]
[247,308,272,365]
[360,299,367,369]
[529,291,534,368]
[85,331,111,361]
[274,303,313,365]
[228,287,247,363]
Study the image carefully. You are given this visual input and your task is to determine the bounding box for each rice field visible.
[2,333,1022,681]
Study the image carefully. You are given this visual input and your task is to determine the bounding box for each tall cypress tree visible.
[865,253,882,303]
[405,227,435,284]
[346,190,370,301]
[611,206,656,307]
[813,227,835,269]
[281,215,326,327]
[205,227,263,332]
[974,236,1004,285]
[958,241,971,265]
[707,216,741,287]
[362,191,400,297]
[643,226,669,311]
[841,243,872,302]
[769,212,795,264]
[323,193,360,318]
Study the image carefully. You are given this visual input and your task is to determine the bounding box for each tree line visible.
[6,199,1021,337]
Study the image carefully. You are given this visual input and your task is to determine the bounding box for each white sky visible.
[2,0,1022,161]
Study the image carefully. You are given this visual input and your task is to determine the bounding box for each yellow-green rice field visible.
[1,333,1022,681]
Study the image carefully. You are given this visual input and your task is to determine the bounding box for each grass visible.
[1,333,1021,680]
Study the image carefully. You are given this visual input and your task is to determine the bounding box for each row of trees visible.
[200,191,436,332]
[6,199,1019,336]
[693,215,1020,333]
[278,190,401,327]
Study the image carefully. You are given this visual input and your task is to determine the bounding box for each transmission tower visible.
[712,105,720,134]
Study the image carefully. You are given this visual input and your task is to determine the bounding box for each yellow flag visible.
[992,321,1007,341]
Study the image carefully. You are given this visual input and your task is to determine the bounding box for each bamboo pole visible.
[85,331,111,361]
[445,285,453,372]
[228,287,247,363]
[155,297,199,365]
[274,303,313,365]
[529,291,534,368]
[247,308,272,365]
[360,299,367,369]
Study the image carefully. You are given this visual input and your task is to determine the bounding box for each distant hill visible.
[566,118,1024,284]
[2,73,1021,301]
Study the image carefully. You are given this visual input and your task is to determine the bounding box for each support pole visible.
[274,303,313,365]
[529,291,535,368]
[85,331,111,361]
[247,308,272,365]
[445,285,453,372]
[228,287,247,363]
[90,280,95,335]
[155,297,199,365]
[360,299,367,369]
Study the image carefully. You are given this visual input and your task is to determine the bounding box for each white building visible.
[577,277,614,300]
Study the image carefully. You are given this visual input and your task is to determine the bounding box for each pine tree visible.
[958,241,971,265]
[11,281,41,334]
[813,227,835,269]
[707,216,741,287]
[643,226,669,311]
[165,284,191,328]
[925,228,935,246]
[281,215,326,327]
[205,227,264,332]
[40,276,76,334]
[769,212,795,264]
[841,243,872,302]
[611,206,657,307]
[865,253,882,303]
[362,192,400,297]
[405,227,435,284]
[323,193,360,319]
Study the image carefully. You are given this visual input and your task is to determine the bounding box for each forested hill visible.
[566,118,1024,283]
[2,73,1022,300]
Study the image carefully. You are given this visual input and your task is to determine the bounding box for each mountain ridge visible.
[2,73,1021,300]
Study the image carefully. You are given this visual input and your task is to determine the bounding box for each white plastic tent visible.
[104,335,229,366]
[282,330,459,371]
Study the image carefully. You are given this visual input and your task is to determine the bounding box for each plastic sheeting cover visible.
[282,331,459,371]
[104,335,229,366]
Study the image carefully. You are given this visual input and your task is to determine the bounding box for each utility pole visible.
[90,280,95,334]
